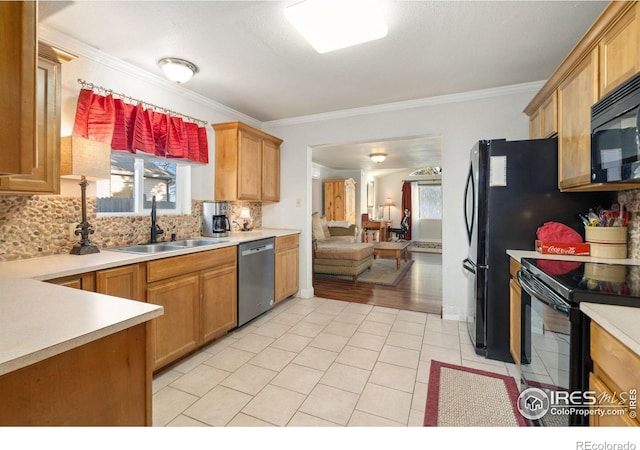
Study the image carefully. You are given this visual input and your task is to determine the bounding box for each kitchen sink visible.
[111,238,229,254]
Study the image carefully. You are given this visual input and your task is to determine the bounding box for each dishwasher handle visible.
[241,243,274,256]
[517,269,570,315]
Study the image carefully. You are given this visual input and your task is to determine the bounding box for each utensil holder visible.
[585,226,627,259]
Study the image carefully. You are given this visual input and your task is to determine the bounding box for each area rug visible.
[316,258,414,286]
[408,241,442,254]
[424,360,529,427]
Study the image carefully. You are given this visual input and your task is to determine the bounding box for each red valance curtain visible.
[401,181,412,240]
[71,88,208,163]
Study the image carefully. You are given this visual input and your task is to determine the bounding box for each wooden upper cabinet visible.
[213,121,283,202]
[528,91,558,139]
[599,2,640,97]
[557,50,600,191]
[0,45,74,194]
[0,1,36,176]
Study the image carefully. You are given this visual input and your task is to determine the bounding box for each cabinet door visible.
[237,130,262,200]
[529,108,542,139]
[589,373,639,426]
[599,3,640,97]
[325,180,345,221]
[96,264,141,301]
[147,275,200,370]
[557,50,599,190]
[262,139,280,202]
[47,272,96,291]
[275,247,299,303]
[0,55,60,193]
[541,91,558,138]
[509,278,521,367]
[201,265,237,343]
[0,1,36,176]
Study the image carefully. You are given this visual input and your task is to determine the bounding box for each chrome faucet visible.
[150,195,164,243]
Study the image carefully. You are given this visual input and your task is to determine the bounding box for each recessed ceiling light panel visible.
[158,57,199,84]
[285,0,388,54]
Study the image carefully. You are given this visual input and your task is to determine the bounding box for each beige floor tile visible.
[287,412,340,426]
[166,414,209,427]
[343,303,374,315]
[270,332,312,352]
[419,343,462,366]
[285,304,317,316]
[365,311,397,325]
[152,369,182,394]
[423,330,460,350]
[169,351,214,374]
[335,345,379,370]
[204,347,255,372]
[369,361,416,393]
[408,409,426,426]
[299,384,359,426]
[241,384,306,426]
[461,358,509,376]
[308,332,349,352]
[371,306,399,315]
[288,321,325,338]
[269,312,307,326]
[248,346,297,372]
[334,311,367,325]
[200,335,238,356]
[292,346,338,371]
[411,381,428,412]
[397,310,427,324]
[302,311,336,326]
[386,331,423,351]
[379,344,420,369]
[183,385,253,426]
[425,316,460,336]
[252,321,291,339]
[347,331,386,352]
[315,300,348,315]
[355,383,412,424]
[296,297,328,309]
[220,363,278,395]
[357,320,392,337]
[391,319,425,337]
[226,413,275,427]
[229,324,259,339]
[170,364,231,397]
[348,410,405,427]
[152,386,199,426]
[323,320,359,337]
[416,359,432,384]
[270,363,324,395]
[320,362,371,394]
[230,333,275,353]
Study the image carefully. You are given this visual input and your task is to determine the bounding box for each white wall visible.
[262,87,534,319]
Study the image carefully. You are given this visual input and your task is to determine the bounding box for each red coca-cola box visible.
[535,240,590,256]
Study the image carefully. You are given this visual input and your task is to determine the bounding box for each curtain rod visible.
[77,78,207,126]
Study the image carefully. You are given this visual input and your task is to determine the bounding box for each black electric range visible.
[520,258,640,307]
[516,258,640,426]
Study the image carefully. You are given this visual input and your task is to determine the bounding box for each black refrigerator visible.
[462,138,613,363]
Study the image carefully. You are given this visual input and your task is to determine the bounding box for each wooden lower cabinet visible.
[509,258,522,367]
[47,272,96,291]
[147,274,200,370]
[96,263,142,300]
[202,265,237,343]
[275,234,299,303]
[0,323,151,426]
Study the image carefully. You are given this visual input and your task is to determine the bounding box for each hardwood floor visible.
[312,251,442,315]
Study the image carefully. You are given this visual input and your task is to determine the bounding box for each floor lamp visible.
[384,198,395,221]
[61,136,111,255]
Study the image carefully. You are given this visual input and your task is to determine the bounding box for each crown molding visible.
[264,80,546,128]
[38,26,261,128]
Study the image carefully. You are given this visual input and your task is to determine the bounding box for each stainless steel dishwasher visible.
[237,238,275,327]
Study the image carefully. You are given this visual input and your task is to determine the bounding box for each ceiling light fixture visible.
[370,153,387,163]
[285,0,388,54]
[158,57,199,84]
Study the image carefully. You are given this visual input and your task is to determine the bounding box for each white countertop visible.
[0,228,300,281]
[580,302,640,356]
[0,228,298,376]
[0,278,162,376]
[507,249,640,266]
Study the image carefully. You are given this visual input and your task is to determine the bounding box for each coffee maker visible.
[202,201,231,238]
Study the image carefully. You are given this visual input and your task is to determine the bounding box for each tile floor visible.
[152,296,527,427]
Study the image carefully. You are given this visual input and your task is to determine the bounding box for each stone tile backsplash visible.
[0,196,261,261]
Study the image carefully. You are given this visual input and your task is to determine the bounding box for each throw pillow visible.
[311,213,327,240]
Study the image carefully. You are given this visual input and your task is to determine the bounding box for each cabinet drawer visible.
[589,372,638,426]
[146,247,237,282]
[275,234,299,252]
[591,322,640,395]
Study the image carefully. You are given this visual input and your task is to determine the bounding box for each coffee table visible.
[373,241,410,270]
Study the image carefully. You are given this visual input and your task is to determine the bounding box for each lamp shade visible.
[385,198,394,206]
[370,153,386,163]
[60,136,111,180]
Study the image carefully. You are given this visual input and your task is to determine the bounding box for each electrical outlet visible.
[69,223,80,241]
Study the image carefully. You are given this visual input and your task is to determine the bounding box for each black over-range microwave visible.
[591,71,640,183]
